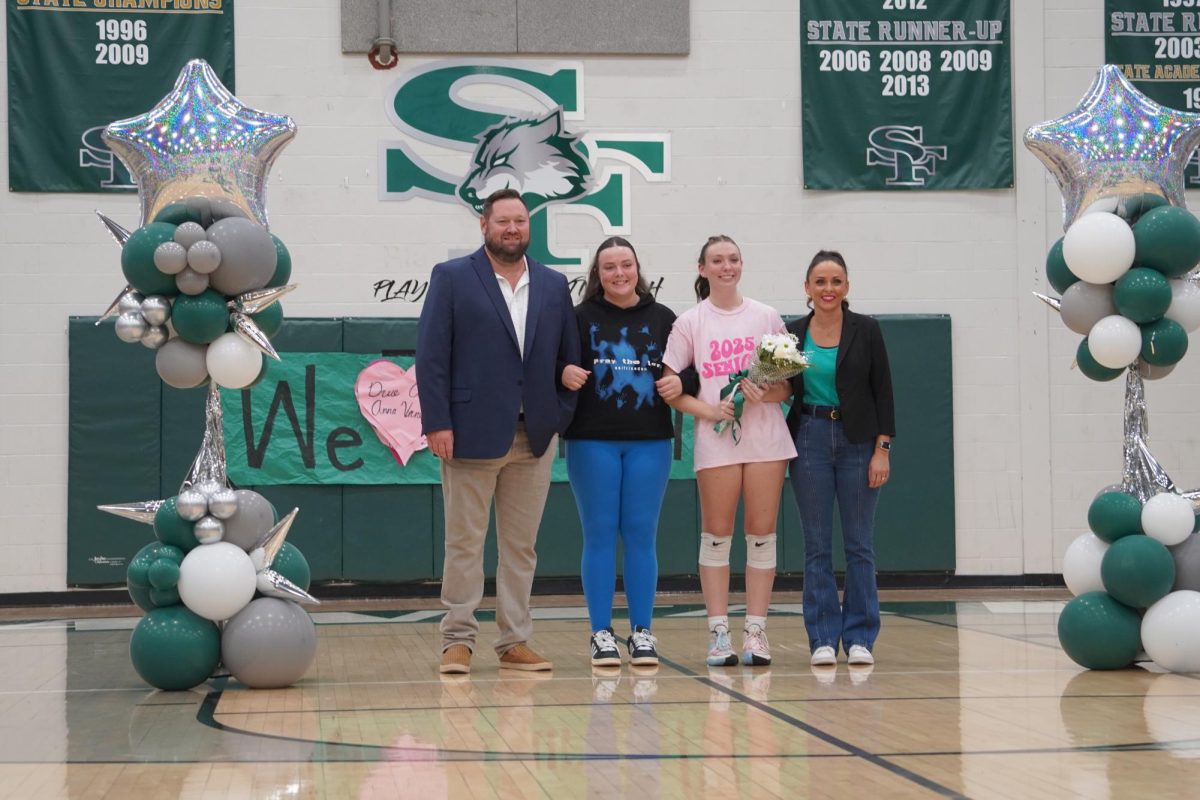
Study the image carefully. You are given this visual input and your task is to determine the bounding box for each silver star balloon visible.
[97,499,165,524]
[1024,65,1200,229]
[256,569,318,604]
[229,284,297,315]
[230,312,281,361]
[182,384,230,492]
[252,507,299,567]
[103,59,296,227]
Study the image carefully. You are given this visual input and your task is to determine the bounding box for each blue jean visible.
[790,416,881,653]
[566,439,672,631]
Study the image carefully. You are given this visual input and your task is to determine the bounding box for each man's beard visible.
[484,232,529,264]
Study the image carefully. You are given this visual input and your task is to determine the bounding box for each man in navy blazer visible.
[417,188,580,675]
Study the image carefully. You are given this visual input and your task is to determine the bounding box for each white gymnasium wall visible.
[2,0,1190,592]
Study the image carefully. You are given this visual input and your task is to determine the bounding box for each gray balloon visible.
[1139,359,1177,380]
[222,598,317,689]
[1172,532,1200,590]
[194,515,225,545]
[210,199,249,222]
[176,489,208,521]
[155,338,209,389]
[187,240,222,274]
[206,218,277,296]
[1061,282,1117,335]
[174,221,207,249]
[118,291,145,314]
[175,267,210,296]
[208,488,239,520]
[154,241,188,275]
[221,490,277,550]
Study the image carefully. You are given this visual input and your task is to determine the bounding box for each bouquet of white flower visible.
[716,332,810,441]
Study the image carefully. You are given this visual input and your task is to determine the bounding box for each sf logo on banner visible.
[380,60,670,269]
[79,125,135,189]
[866,125,947,187]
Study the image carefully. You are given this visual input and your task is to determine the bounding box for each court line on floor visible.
[656,656,966,799]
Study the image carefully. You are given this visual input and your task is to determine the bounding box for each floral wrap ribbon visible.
[714,369,749,444]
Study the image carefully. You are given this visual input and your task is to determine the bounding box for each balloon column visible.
[94,60,319,691]
[1026,65,1200,673]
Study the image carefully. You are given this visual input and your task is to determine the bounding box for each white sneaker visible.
[847,645,875,665]
[590,628,621,667]
[810,645,837,666]
[741,624,771,666]
[706,625,737,667]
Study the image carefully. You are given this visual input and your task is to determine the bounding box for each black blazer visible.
[785,309,896,444]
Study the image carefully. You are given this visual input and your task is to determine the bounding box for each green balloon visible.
[1088,490,1143,543]
[1076,339,1124,382]
[1057,591,1142,670]
[129,605,221,691]
[1101,534,1176,608]
[126,542,186,612]
[1133,205,1200,277]
[1140,317,1189,366]
[172,289,230,344]
[271,542,311,591]
[150,587,180,607]
[1114,267,1172,323]
[154,203,204,226]
[1047,237,1080,295]
[148,559,181,590]
[154,497,199,552]
[268,235,292,288]
[121,223,180,296]
[251,302,284,338]
[1119,192,1169,223]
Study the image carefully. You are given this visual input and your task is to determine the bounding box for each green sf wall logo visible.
[381,60,669,269]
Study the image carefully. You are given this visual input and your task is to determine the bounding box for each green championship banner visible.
[222,352,698,485]
[1105,1,1200,184]
[800,0,1012,190]
[7,0,234,193]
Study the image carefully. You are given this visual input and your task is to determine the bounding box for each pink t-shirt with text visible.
[663,297,797,471]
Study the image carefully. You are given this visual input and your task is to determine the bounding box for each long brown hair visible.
[694,234,740,301]
[805,249,850,310]
[582,236,650,303]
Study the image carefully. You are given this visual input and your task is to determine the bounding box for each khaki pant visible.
[439,425,555,654]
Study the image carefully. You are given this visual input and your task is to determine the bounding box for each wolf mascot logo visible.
[459,110,591,214]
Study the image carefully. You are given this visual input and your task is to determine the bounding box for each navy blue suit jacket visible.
[416,247,580,458]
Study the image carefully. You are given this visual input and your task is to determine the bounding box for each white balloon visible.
[1142,493,1195,546]
[1142,590,1200,673]
[1166,279,1200,333]
[1063,212,1136,285]
[177,541,257,622]
[1062,532,1110,596]
[1088,315,1142,369]
[206,332,263,389]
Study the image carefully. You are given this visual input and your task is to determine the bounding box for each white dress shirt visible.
[494,259,530,358]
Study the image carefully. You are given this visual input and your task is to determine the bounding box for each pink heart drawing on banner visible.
[354,360,427,466]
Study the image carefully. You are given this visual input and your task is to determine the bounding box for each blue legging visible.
[566,439,672,631]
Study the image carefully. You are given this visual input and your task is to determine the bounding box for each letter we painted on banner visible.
[6,0,234,193]
[801,0,1012,190]
[1105,0,1200,187]
[380,60,670,270]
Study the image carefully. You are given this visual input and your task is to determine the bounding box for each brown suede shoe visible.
[439,644,472,674]
[498,643,553,671]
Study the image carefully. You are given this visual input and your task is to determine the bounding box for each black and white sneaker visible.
[590,628,622,666]
[626,625,659,666]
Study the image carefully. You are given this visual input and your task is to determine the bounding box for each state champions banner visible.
[222,352,698,486]
[1105,1,1200,186]
[800,0,1012,190]
[6,0,233,193]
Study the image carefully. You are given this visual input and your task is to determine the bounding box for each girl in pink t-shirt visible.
[662,235,796,667]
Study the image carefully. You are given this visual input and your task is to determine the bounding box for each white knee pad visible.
[699,532,732,567]
[745,533,777,570]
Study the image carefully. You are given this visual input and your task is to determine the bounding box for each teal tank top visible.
[802,330,839,406]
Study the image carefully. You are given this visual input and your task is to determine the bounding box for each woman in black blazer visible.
[784,250,895,668]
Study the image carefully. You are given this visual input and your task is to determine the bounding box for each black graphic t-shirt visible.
[565,294,696,440]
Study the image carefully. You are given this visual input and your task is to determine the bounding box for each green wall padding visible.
[67,314,954,586]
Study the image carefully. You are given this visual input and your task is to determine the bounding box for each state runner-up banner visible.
[6,0,234,193]
[1105,1,1200,186]
[800,0,1012,191]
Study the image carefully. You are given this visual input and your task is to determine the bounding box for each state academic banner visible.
[7,0,234,193]
[801,0,1012,190]
[1105,1,1200,185]
[222,352,698,486]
